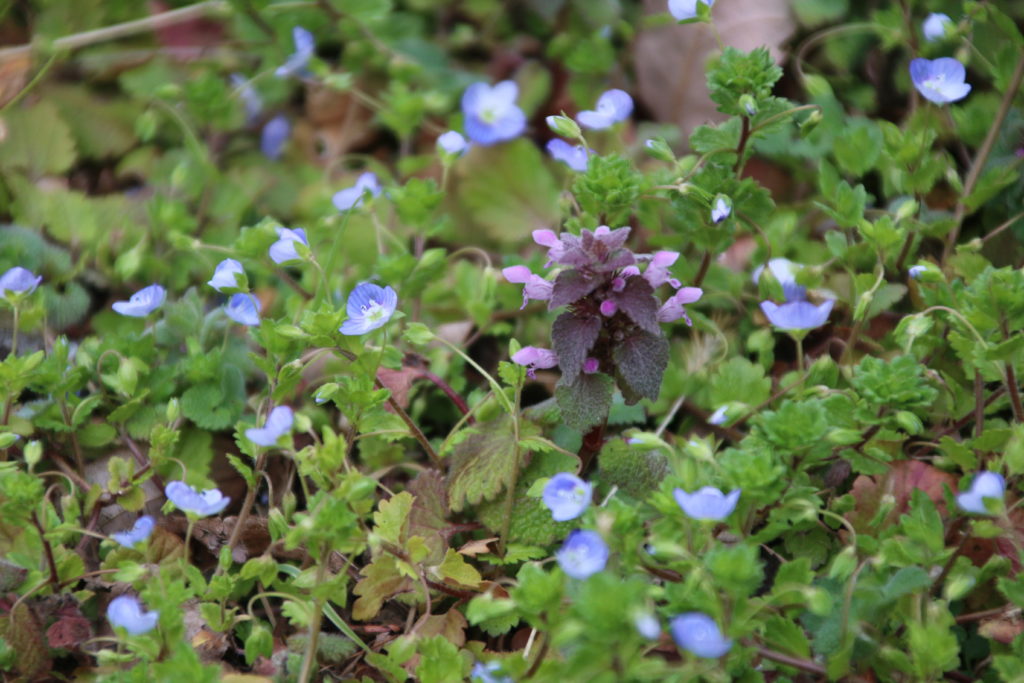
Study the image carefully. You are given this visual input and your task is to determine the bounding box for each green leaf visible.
[447,415,539,513]
[434,549,482,588]
[0,100,76,176]
[555,372,614,431]
[373,491,414,546]
[710,357,772,407]
[415,635,467,683]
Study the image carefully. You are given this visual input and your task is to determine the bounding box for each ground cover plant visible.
[1,0,1024,680]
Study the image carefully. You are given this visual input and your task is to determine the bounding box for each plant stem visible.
[497,384,523,557]
[692,251,712,288]
[1005,362,1024,423]
[0,1,228,62]
[298,543,329,683]
[943,54,1024,263]
[220,453,266,571]
[795,335,805,376]
[31,512,60,587]
[750,644,826,675]
[10,305,19,358]
[377,379,442,468]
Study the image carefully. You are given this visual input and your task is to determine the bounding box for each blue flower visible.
[470,661,512,683]
[753,258,806,302]
[269,227,308,264]
[908,265,927,280]
[546,139,590,172]
[711,195,731,224]
[110,515,155,548]
[225,293,261,326]
[230,74,262,123]
[707,406,728,426]
[922,13,952,42]
[333,172,382,212]
[112,284,166,317]
[668,0,714,21]
[674,486,740,521]
[340,283,397,335]
[910,57,971,104]
[576,89,633,130]
[759,299,834,331]
[437,130,469,156]
[542,473,592,522]
[634,612,661,640]
[0,266,42,300]
[107,595,159,635]
[261,115,291,160]
[165,481,231,516]
[461,81,526,146]
[670,613,732,658]
[208,259,246,293]
[556,529,609,579]
[245,406,294,447]
[276,26,315,79]
[956,471,1005,515]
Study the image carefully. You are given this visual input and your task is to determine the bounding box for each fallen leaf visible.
[458,537,499,556]
[846,460,957,533]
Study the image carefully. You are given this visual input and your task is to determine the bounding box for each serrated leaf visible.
[434,549,482,588]
[610,276,659,334]
[447,415,539,513]
[551,311,601,379]
[374,491,414,546]
[407,470,449,564]
[611,330,669,402]
[548,269,602,309]
[353,555,413,621]
[0,101,76,176]
[710,357,772,406]
[555,371,614,431]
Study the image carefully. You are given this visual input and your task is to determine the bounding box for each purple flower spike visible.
[111,515,155,548]
[957,471,1005,515]
[511,346,558,379]
[260,115,291,160]
[276,26,315,78]
[657,287,703,325]
[462,81,526,146]
[759,299,834,331]
[668,0,714,21]
[576,89,633,130]
[674,486,740,521]
[670,613,732,658]
[340,283,397,335]
[208,259,246,293]
[333,172,382,212]
[546,139,590,172]
[112,284,166,317]
[910,57,971,104]
[556,530,609,579]
[165,481,231,516]
[0,266,42,300]
[107,595,159,635]
[542,472,592,522]
[922,13,952,42]
[225,293,261,326]
[245,406,294,447]
[438,130,469,156]
[503,265,554,309]
[269,227,308,264]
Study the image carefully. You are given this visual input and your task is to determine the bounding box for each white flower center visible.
[361,300,385,321]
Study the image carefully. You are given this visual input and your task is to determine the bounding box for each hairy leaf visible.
[551,311,602,380]
[447,415,539,513]
[548,269,602,309]
[610,276,660,334]
[555,371,614,431]
[611,331,669,402]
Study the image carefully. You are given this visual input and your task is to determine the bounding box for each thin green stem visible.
[298,543,329,683]
[10,305,19,358]
[0,51,59,115]
[497,382,523,557]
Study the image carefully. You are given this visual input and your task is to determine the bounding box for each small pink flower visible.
[643,251,681,289]
[503,266,553,309]
[658,287,703,325]
[511,346,559,378]
[583,357,600,374]
[600,300,618,316]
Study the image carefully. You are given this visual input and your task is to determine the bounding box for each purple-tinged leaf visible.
[610,277,660,334]
[612,330,669,402]
[549,269,602,309]
[552,312,602,380]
